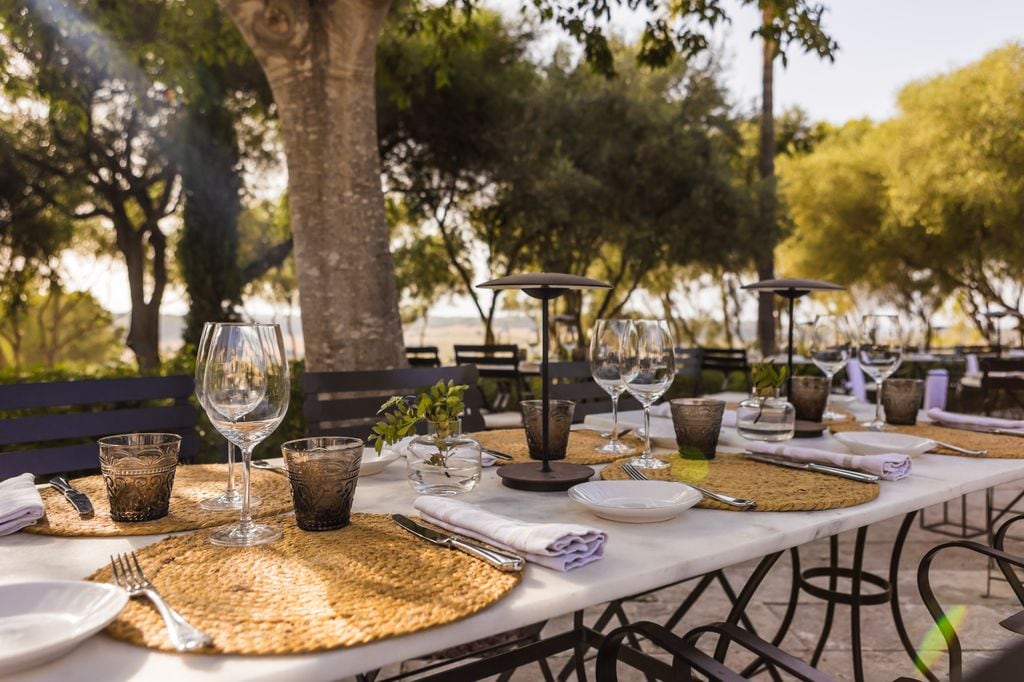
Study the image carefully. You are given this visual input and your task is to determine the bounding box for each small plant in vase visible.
[370,380,483,495]
[736,363,796,442]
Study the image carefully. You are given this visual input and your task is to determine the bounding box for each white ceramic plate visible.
[568,480,702,523]
[0,581,127,676]
[833,431,934,456]
[359,447,399,476]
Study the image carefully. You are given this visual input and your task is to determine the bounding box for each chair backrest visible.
[548,361,641,422]
[698,347,749,372]
[303,365,487,440]
[405,346,441,368]
[453,345,521,377]
[980,358,1024,389]
[0,375,199,480]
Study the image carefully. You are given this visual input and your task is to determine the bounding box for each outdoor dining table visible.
[4,396,1024,680]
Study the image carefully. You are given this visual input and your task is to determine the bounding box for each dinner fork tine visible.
[624,462,757,509]
[110,552,213,651]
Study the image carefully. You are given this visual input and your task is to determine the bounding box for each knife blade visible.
[49,476,95,518]
[741,453,880,483]
[932,423,1024,438]
[482,448,514,461]
[392,514,524,572]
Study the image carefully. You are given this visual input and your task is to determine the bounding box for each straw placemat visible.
[601,453,879,511]
[88,514,521,654]
[26,464,293,537]
[829,420,1024,458]
[470,429,642,465]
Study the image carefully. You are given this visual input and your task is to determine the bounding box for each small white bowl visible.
[359,447,399,476]
[833,431,934,456]
[0,581,128,676]
[568,480,702,523]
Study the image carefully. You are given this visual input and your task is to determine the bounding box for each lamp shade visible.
[741,278,844,298]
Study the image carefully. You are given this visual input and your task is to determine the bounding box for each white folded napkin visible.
[743,441,911,481]
[0,473,45,535]
[649,403,737,427]
[389,436,499,467]
[926,408,1024,436]
[413,496,606,571]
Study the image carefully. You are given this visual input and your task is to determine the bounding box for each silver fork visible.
[110,552,213,651]
[622,463,757,510]
[928,440,988,456]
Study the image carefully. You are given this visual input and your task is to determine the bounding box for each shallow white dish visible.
[359,447,399,476]
[0,581,127,676]
[833,431,934,456]
[568,480,702,523]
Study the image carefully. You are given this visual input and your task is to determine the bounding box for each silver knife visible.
[392,514,525,572]
[934,423,1024,438]
[49,476,95,518]
[741,453,880,483]
[482,449,514,461]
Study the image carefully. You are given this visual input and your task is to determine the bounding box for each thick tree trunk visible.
[120,226,163,370]
[757,8,778,357]
[219,0,405,371]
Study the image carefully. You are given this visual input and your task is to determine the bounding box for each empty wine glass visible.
[622,319,676,470]
[589,319,632,454]
[810,314,853,422]
[858,314,904,431]
[195,322,259,511]
[558,321,580,360]
[203,323,290,547]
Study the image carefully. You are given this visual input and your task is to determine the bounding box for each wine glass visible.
[559,322,579,360]
[589,319,633,454]
[810,314,853,422]
[622,319,676,470]
[858,314,904,431]
[195,322,260,511]
[203,323,290,547]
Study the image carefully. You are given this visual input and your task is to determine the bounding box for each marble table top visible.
[5,397,1024,681]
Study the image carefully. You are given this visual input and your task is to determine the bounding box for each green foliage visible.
[751,362,788,396]
[369,380,469,457]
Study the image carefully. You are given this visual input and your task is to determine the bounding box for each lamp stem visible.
[787,296,795,399]
[541,295,551,472]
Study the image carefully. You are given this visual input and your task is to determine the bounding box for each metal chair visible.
[405,346,441,368]
[454,344,531,411]
[596,620,834,681]
[548,361,640,423]
[302,365,487,440]
[674,348,704,397]
[698,348,751,395]
[978,357,1024,415]
[0,375,199,480]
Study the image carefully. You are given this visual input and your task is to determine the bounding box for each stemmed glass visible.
[858,314,904,431]
[203,323,290,547]
[622,319,676,470]
[195,322,259,511]
[589,319,633,454]
[810,314,853,422]
[559,322,579,360]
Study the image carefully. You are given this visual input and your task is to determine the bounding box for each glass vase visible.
[406,418,482,495]
[736,391,796,442]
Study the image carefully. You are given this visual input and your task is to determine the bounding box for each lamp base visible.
[497,461,594,492]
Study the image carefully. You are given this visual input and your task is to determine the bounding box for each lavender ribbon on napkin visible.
[413,496,606,571]
[744,441,911,481]
[926,408,1024,436]
[0,473,45,535]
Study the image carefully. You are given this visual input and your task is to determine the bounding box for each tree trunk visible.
[757,7,778,357]
[119,225,163,370]
[219,0,405,371]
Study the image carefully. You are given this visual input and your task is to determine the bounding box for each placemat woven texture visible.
[470,429,641,464]
[26,464,293,536]
[601,452,879,511]
[88,514,521,654]
[829,421,1024,458]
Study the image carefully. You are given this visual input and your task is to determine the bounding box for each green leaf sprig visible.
[369,380,469,457]
[751,362,788,397]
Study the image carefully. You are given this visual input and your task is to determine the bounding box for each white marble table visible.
[5,403,1024,681]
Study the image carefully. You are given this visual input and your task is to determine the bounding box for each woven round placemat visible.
[87,514,521,654]
[829,420,1024,458]
[26,464,293,537]
[470,429,642,465]
[600,453,879,511]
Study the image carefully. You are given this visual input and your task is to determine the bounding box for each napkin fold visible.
[413,496,606,571]
[926,408,1024,436]
[743,441,911,481]
[650,403,737,427]
[0,473,45,535]
[389,436,499,466]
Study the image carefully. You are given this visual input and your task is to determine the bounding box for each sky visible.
[68,0,1024,319]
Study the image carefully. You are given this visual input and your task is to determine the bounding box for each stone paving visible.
[373,485,1024,681]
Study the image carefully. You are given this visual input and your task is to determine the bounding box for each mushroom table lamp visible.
[477,272,612,491]
[741,277,845,399]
